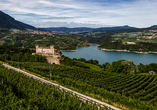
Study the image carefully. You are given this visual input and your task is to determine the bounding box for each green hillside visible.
[7,60,157,110]
[0,29,88,50]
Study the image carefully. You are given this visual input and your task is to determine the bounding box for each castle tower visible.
[36,45,39,53]
[50,44,54,55]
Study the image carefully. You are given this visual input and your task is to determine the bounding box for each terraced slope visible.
[0,65,107,110]
[8,61,157,109]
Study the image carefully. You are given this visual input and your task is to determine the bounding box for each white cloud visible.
[0,0,157,28]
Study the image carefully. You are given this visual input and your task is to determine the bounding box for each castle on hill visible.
[35,44,62,57]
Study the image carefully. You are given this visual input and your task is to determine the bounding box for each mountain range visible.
[0,10,157,33]
[39,25,157,33]
[38,25,137,33]
[17,21,36,30]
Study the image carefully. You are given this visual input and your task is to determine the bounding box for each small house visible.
[149,71,156,74]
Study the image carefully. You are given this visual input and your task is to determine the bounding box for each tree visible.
[143,65,152,73]
[93,60,99,65]
[108,60,139,74]
[122,60,139,74]
[87,59,93,64]
[110,60,125,73]
[78,58,86,62]
[149,63,157,73]
[102,62,110,70]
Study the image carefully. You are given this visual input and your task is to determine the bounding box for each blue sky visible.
[0,0,157,28]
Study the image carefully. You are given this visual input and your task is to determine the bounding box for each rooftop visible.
[38,47,50,49]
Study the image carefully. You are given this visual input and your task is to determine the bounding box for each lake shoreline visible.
[61,45,157,65]
[61,50,77,51]
[60,45,90,52]
[87,43,100,46]
[100,48,157,54]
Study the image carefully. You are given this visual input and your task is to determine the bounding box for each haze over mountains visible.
[0,11,157,33]
[17,21,36,30]
[38,25,137,33]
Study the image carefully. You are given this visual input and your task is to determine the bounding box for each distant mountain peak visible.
[151,25,157,27]
[124,25,129,27]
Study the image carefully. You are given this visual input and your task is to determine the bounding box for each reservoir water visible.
[61,45,157,65]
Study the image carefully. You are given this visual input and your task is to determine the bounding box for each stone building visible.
[149,71,156,74]
[35,44,62,57]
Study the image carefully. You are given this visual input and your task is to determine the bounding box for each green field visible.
[75,61,102,71]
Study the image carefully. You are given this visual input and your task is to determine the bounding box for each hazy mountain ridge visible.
[0,11,25,29]
[151,25,157,28]
[38,25,137,33]
[17,21,36,30]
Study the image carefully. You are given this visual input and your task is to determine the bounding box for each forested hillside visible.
[87,29,157,52]
[99,39,157,52]
[0,45,47,62]
[0,28,88,50]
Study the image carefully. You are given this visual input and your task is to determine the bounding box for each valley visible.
[1,10,157,110]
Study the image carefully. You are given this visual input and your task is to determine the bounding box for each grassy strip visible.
[75,61,102,71]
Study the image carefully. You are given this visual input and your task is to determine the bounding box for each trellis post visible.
[50,61,52,81]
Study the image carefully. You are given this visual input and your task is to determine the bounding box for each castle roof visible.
[38,47,50,49]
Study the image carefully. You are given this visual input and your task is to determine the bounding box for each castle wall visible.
[42,48,53,55]
[36,48,53,56]
[35,45,61,57]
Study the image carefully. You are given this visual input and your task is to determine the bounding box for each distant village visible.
[137,30,157,39]
[111,30,157,45]
[11,29,157,41]
[11,29,67,36]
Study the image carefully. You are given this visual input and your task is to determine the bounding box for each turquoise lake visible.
[61,45,157,65]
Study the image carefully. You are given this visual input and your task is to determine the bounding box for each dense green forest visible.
[0,45,47,62]
[0,65,105,110]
